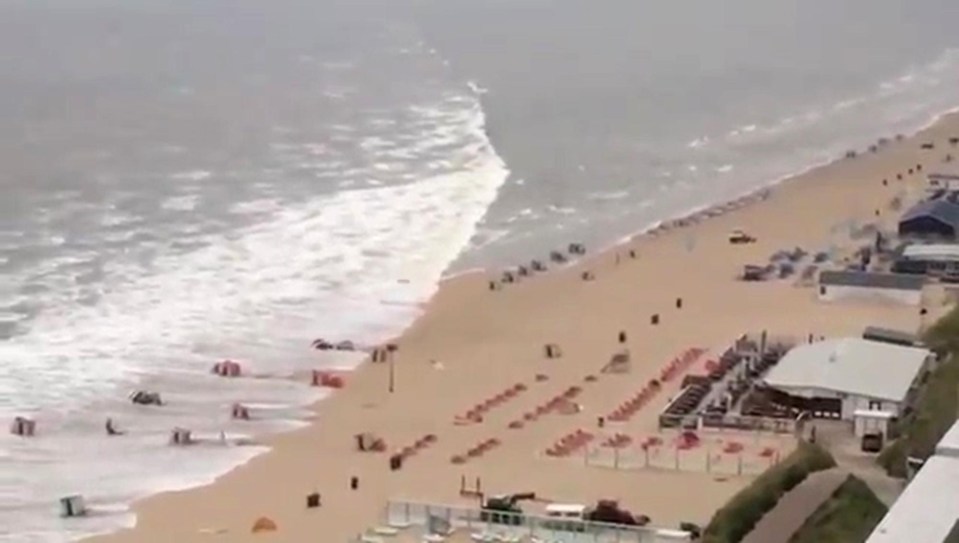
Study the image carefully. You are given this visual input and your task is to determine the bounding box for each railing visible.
[579,441,782,476]
[542,427,794,476]
[657,413,800,434]
[384,500,665,543]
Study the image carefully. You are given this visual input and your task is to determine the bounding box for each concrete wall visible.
[818,284,922,306]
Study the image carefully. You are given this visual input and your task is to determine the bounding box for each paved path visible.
[742,468,848,543]
[814,421,904,507]
[831,453,902,507]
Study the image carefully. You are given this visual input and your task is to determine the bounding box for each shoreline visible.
[523,103,959,274]
[71,108,959,543]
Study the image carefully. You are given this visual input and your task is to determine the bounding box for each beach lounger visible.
[373,526,399,536]
[360,535,385,543]
[422,535,446,543]
[387,520,412,529]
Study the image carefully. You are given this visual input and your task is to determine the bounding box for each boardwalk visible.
[742,468,847,543]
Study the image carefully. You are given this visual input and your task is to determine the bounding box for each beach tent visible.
[602,350,631,374]
[251,516,278,533]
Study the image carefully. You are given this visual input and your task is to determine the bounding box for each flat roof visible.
[902,243,959,262]
[862,326,918,345]
[866,455,959,543]
[936,419,959,459]
[819,270,925,291]
[763,338,930,402]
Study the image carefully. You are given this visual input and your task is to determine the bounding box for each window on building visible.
[869,400,882,410]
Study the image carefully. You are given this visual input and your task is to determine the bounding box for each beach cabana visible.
[817,270,925,306]
[59,495,87,518]
[761,338,931,425]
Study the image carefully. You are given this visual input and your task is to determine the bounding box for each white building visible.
[926,172,959,193]
[817,270,925,306]
[866,420,959,543]
[895,243,959,276]
[901,243,959,263]
[762,338,932,430]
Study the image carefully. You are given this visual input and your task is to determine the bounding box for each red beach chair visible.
[723,442,744,454]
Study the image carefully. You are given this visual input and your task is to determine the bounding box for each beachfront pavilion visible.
[892,242,959,277]
[760,338,932,434]
[866,420,959,543]
[898,197,959,240]
[817,270,925,306]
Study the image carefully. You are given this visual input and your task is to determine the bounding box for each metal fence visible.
[384,500,665,543]
[657,413,801,434]
[579,442,782,476]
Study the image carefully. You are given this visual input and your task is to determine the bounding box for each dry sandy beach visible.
[84,113,959,543]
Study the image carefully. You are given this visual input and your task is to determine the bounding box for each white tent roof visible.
[763,338,929,402]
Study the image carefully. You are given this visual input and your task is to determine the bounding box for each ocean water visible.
[0,0,957,540]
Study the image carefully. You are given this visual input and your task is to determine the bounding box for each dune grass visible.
[877,306,959,477]
[702,441,836,543]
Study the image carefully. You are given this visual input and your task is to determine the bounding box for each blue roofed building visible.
[898,196,959,241]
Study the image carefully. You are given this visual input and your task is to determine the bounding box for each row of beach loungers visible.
[646,190,772,237]
[497,244,586,286]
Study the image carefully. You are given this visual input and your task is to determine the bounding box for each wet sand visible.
[84,114,959,542]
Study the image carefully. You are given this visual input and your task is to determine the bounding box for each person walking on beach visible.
[618,331,627,344]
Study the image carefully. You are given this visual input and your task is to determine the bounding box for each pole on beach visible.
[386,344,398,393]
[388,354,395,393]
